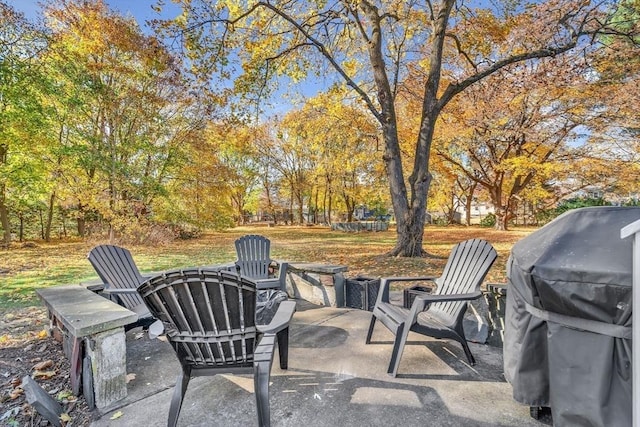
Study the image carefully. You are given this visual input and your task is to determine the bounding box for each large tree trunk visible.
[363,0,453,257]
[494,206,509,231]
[385,98,440,256]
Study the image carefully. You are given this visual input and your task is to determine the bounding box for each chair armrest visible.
[381,276,439,284]
[256,300,296,335]
[277,262,289,288]
[406,290,483,321]
[415,290,483,305]
[375,276,439,306]
[102,287,140,295]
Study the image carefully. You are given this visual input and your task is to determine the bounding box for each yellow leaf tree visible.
[42,0,204,239]
[157,0,638,255]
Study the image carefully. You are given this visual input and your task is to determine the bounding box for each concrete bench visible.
[36,285,138,410]
[286,263,348,307]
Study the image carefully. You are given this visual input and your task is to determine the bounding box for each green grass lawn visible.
[0,225,533,311]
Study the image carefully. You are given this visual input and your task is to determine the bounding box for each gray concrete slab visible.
[90,300,543,427]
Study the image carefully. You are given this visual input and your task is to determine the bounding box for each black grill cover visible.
[504,206,640,427]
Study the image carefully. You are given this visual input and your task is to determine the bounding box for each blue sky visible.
[6,0,182,30]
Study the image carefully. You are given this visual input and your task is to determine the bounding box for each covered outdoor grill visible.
[504,206,639,426]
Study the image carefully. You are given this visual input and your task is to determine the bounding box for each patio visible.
[89,296,544,427]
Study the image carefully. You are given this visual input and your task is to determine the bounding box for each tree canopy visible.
[0,0,638,247]
[155,0,640,255]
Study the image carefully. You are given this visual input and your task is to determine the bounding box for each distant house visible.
[560,183,639,205]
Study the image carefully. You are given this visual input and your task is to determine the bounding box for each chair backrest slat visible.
[235,235,272,280]
[88,245,145,310]
[429,239,497,326]
[138,269,258,368]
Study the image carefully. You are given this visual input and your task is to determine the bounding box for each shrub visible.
[167,223,202,240]
[537,197,611,224]
[480,213,496,228]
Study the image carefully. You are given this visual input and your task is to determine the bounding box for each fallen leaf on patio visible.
[125,373,136,383]
[134,332,144,340]
[33,359,53,370]
[59,413,72,422]
[157,335,167,342]
[110,411,124,420]
[33,370,56,379]
[37,330,48,339]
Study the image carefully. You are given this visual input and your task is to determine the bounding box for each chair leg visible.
[277,328,289,370]
[388,323,409,377]
[168,367,191,427]
[365,315,377,344]
[459,339,476,366]
[453,324,476,365]
[254,360,271,427]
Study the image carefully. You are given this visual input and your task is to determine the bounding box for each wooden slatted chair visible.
[137,269,296,427]
[366,239,497,377]
[235,234,288,291]
[87,244,154,330]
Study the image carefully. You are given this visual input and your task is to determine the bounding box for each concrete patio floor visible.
[90,298,546,427]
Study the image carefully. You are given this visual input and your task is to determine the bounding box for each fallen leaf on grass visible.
[125,373,136,383]
[110,411,124,420]
[32,370,56,379]
[33,360,53,370]
[37,330,49,339]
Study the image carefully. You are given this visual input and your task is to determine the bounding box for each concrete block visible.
[463,299,490,344]
[288,271,337,307]
[85,327,128,409]
[22,375,63,427]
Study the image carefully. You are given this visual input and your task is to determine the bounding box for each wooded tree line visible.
[1,0,638,252]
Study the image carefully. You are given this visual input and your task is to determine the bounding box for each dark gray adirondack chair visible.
[137,269,296,427]
[366,238,497,377]
[87,244,154,330]
[235,234,288,291]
